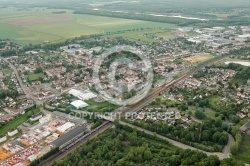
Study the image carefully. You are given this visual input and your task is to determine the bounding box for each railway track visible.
[43,54,229,165]
[42,122,112,166]
[121,54,229,115]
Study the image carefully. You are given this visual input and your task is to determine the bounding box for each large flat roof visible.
[52,123,87,147]
[68,89,97,101]
[70,100,88,108]
[56,122,75,133]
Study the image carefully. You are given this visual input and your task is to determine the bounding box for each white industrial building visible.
[28,154,37,162]
[70,100,89,109]
[0,135,7,143]
[56,122,75,134]
[68,89,97,101]
[30,114,43,121]
[39,114,50,124]
[8,129,18,137]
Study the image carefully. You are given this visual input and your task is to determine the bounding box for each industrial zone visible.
[0,89,99,166]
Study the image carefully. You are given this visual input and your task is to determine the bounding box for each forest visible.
[123,116,228,152]
[52,123,244,166]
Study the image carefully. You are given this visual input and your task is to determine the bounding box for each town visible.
[0,24,250,166]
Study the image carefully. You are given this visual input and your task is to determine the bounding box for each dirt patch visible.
[10,15,72,26]
[183,53,214,64]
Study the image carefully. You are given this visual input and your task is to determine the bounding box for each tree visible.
[201,130,212,141]
[195,110,207,119]
[34,68,43,73]
[230,142,239,155]
[212,132,221,142]
[221,158,244,166]
[178,103,188,111]
[144,150,152,160]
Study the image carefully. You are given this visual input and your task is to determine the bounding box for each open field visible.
[234,134,250,163]
[85,99,119,112]
[1,68,13,75]
[0,7,176,45]
[28,72,45,81]
[208,95,222,109]
[183,53,215,65]
[104,28,176,42]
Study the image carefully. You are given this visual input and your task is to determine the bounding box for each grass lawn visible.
[85,99,119,112]
[234,134,250,164]
[150,29,175,39]
[28,72,45,81]
[0,108,40,136]
[1,68,13,75]
[208,95,222,108]
[0,7,177,45]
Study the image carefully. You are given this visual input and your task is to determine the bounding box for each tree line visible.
[52,122,244,166]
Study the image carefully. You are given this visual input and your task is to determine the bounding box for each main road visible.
[1,57,33,100]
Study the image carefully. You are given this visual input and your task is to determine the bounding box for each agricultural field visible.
[183,53,215,65]
[0,7,176,45]
[104,28,176,42]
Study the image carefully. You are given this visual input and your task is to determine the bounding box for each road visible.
[1,57,48,117]
[1,58,33,100]
[119,121,234,160]
[44,54,233,164]
[220,133,234,159]
[2,54,234,164]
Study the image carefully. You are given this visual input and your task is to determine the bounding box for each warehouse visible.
[8,129,18,137]
[70,100,88,109]
[30,114,43,122]
[56,122,75,134]
[0,135,7,143]
[78,91,97,101]
[52,123,87,147]
[68,89,83,97]
[68,89,97,101]
[39,114,50,124]
[28,154,37,162]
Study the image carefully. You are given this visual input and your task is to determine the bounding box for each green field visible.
[0,108,40,136]
[208,96,222,108]
[234,134,250,163]
[1,68,13,75]
[28,72,45,81]
[85,99,119,112]
[104,28,175,42]
[0,7,176,45]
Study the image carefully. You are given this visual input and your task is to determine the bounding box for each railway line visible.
[121,54,228,115]
[42,122,112,166]
[43,54,229,165]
